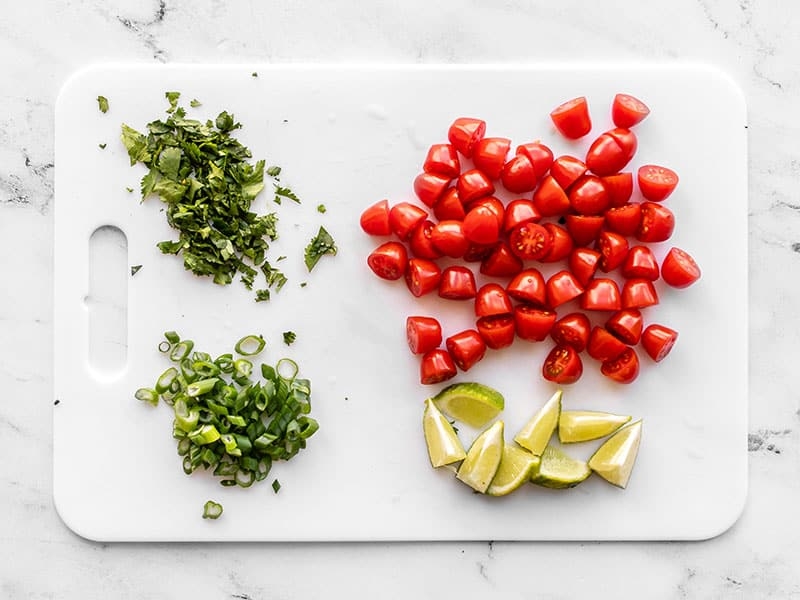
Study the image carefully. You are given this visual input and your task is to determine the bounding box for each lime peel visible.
[486,443,540,497]
[530,445,591,489]
[432,382,504,428]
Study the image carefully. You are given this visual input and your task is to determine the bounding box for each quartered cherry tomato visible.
[473,137,511,180]
[360,199,392,236]
[551,312,591,352]
[604,203,642,237]
[601,347,640,384]
[475,283,513,317]
[446,329,487,372]
[550,155,587,190]
[532,175,570,217]
[569,175,609,216]
[433,187,465,222]
[516,141,554,179]
[431,220,469,258]
[661,247,701,288]
[612,94,650,128]
[405,258,441,297]
[503,199,541,232]
[367,242,408,280]
[509,222,552,261]
[447,117,486,158]
[641,324,678,362]
[514,305,557,342]
[476,314,516,350]
[501,154,538,193]
[550,96,592,139]
[581,278,622,311]
[408,220,443,260]
[438,265,477,300]
[636,202,675,243]
[506,268,547,306]
[457,169,495,204]
[540,223,574,263]
[413,172,451,207]
[389,202,428,240]
[423,143,460,179]
[596,230,629,272]
[480,242,523,278]
[587,326,628,361]
[605,309,643,345]
[602,172,634,207]
[638,165,679,202]
[542,344,583,384]
[420,349,457,385]
[621,278,659,309]
[463,205,500,245]
[546,270,584,309]
[406,316,442,355]
[622,245,660,280]
[569,247,602,287]
[565,214,605,247]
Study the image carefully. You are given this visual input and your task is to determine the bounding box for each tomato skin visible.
[457,169,495,204]
[601,347,640,384]
[367,242,408,280]
[433,187,465,222]
[565,215,605,247]
[413,172,451,207]
[605,308,643,345]
[462,205,500,245]
[607,128,638,164]
[550,96,592,139]
[636,202,675,243]
[546,270,585,309]
[641,324,678,362]
[438,265,477,300]
[542,344,583,384]
[446,329,487,372]
[638,165,679,202]
[408,220,444,260]
[423,143,460,179]
[514,305,557,342]
[430,220,469,258]
[587,326,628,361]
[406,316,442,355]
[604,203,642,237]
[473,137,511,180]
[532,175,570,217]
[569,175,610,216]
[602,172,634,207]
[661,247,701,288]
[516,141,554,179]
[501,154,538,193]
[360,199,392,236]
[622,245,660,280]
[551,312,591,352]
[580,278,622,311]
[508,222,552,261]
[540,223,574,263]
[503,199,541,233]
[506,268,547,307]
[621,278,659,309]
[405,258,441,297]
[550,155,588,191]
[448,117,486,158]
[612,94,650,129]
[463,242,495,264]
[475,283,513,317]
[585,132,630,177]
[476,314,516,350]
[596,230,629,272]
[420,348,457,385]
[467,196,504,227]
[389,202,428,240]
[480,242,524,278]
[569,247,602,287]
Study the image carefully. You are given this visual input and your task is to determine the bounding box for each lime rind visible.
[423,398,466,468]
[432,382,505,428]
[456,420,504,493]
[513,389,562,456]
[530,445,591,489]
[558,410,632,444]
[486,444,540,497]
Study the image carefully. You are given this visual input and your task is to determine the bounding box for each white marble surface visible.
[2,0,799,597]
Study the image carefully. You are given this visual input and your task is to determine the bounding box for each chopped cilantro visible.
[283,331,296,346]
[99,143,107,149]
[189,99,201,107]
[304,226,337,272]
[273,184,300,205]
[126,186,134,193]
[317,204,327,214]
[97,96,109,113]
[266,165,281,178]
[131,265,142,276]
[272,479,281,493]
[252,72,258,78]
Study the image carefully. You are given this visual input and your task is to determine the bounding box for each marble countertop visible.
[2,0,799,597]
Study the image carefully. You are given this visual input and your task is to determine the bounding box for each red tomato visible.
[540,223,574,263]
[389,202,428,240]
[475,283,513,317]
[532,175,570,217]
[661,247,701,288]
[601,347,640,384]
[462,205,500,245]
[621,278,659,309]
[605,309,643,345]
[446,329,487,372]
[550,96,592,139]
[463,242,495,263]
[604,203,642,236]
[585,131,633,176]
[508,222,552,261]
[565,214,605,247]
[569,176,610,215]
[514,305,557,342]
[641,324,678,362]
[506,268,547,306]
[405,258,441,297]
[516,141,554,179]
[503,199,541,232]
[438,265,477,300]
[468,196,504,227]
[569,247,602,287]
[420,349,457,385]
[480,242,524,278]
[542,344,583,384]
[501,154,538,193]
[447,117,486,158]
[430,220,469,258]
[608,128,637,163]
[550,155,587,190]
[612,94,650,128]
[596,230,629,272]
[423,143,460,179]
[636,202,675,243]
[476,314,516,350]
[473,137,511,180]
[367,242,408,280]
[622,245,659,280]
[638,165,679,202]
[580,278,622,311]
[360,199,391,236]
[413,172,451,207]
[408,220,443,260]
[551,312,591,352]
[457,169,495,204]
[546,270,585,309]
[432,187,465,222]
[406,316,442,355]
[587,326,627,361]
[602,172,634,207]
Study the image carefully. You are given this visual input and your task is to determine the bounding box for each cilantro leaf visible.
[304,226,337,272]
[120,124,150,165]
[283,331,296,346]
[274,184,300,204]
[190,99,201,107]
[97,96,109,113]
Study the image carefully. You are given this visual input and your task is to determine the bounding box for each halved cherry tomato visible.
[622,245,660,280]
[389,202,428,240]
[448,117,486,158]
[501,154,538,193]
[516,141,554,179]
[463,242,495,263]
[612,94,650,129]
[580,278,622,311]
[405,258,441,297]
[433,187,465,222]
[596,230,629,272]
[532,175,570,217]
[503,199,541,232]
[420,348,457,385]
[550,155,587,190]
[605,309,643,345]
[569,247,602,287]
[661,247,701,288]
[550,96,592,139]
[413,172,451,207]
[467,196,504,226]
[457,169,495,204]
[473,137,511,180]
[431,220,469,258]
[565,214,605,247]
[542,344,583,384]
[438,265,477,300]
[406,316,442,355]
[508,222,552,261]
[546,270,584,309]
[641,324,678,362]
[480,242,523,278]
[446,329,487,372]
[475,283,513,317]
[587,326,627,361]
[585,130,635,176]
[408,220,443,260]
[476,314,516,350]
[367,242,408,280]
[638,165,678,202]
[506,268,547,306]
[569,176,609,215]
[604,203,642,236]
[602,172,634,207]
[463,205,500,245]
[601,347,640,384]
[514,305,557,341]
[423,143,460,179]
[636,202,675,243]
[621,278,659,309]
[360,199,392,236]
[540,223,573,263]
[551,312,591,352]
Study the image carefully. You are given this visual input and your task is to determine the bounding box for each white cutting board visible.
[54,64,747,541]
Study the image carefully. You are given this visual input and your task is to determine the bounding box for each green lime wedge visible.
[588,420,643,489]
[422,398,466,468]
[486,444,540,497]
[513,389,562,456]
[432,382,505,428]
[558,410,632,443]
[530,445,591,489]
[456,420,504,493]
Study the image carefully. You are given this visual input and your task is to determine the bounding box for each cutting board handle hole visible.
[87,226,128,376]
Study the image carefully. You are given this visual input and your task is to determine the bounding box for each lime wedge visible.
[486,444,540,497]
[558,410,632,443]
[588,420,643,489]
[530,445,591,489]
[456,420,504,493]
[422,398,466,468]
[513,389,562,456]
[432,382,504,428]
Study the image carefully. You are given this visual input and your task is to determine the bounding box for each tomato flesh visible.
[601,347,640,384]
[514,305,557,342]
[596,230,629,272]
[509,222,552,261]
[408,220,443,260]
[406,316,442,355]
[539,223,573,263]
[360,199,392,236]
[551,312,591,352]
[405,258,441,297]
[612,94,650,128]
[446,329,487,372]
[636,202,675,243]
[420,349,457,385]
[367,242,408,280]
[641,324,678,362]
[542,344,583,384]
[605,309,643,345]
[638,165,679,202]
[661,247,701,288]
[604,203,642,237]
[447,117,486,158]
[476,314,516,350]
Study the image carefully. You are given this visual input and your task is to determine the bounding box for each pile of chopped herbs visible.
[135,331,319,489]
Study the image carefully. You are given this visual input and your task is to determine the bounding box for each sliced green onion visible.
[233,359,253,379]
[170,339,195,362]
[187,377,219,397]
[135,388,159,406]
[202,500,223,520]
[276,358,299,381]
[234,334,265,356]
[235,468,255,488]
[272,479,281,493]
[158,340,172,353]
[215,353,235,373]
[164,331,180,344]
[189,424,220,445]
[174,399,201,432]
[155,367,178,393]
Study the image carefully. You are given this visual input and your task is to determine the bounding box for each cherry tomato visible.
[585,130,633,176]
[587,326,627,361]
[550,155,587,190]
[514,305,557,342]
[480,242,523,278]
[622,245,660,280]
[360,199,391,236]
[508,222,552,261]
[550,96,591,139]
[413,172,451,207]
[638,165,679,202]
[389,202,428,240]
[621,278,659,309]
[608,128,637,163]
[506,268,547,306]
[612,94,650,128]
[473,137,511,180]
[569,247,602,287]
[516,141,554,179]
[551,312,591,352]
[457,169,495,204]
[604,203,642,237]
[532,175,570,217]
[661,247,701,288]
[463,205,500,245]
[602,172,634,207]
[405,258,441,297]
[420,349,457,385]
[503,199,541,233]
[446,329,487,372]
[433,187,465,222]
[569,176,610,215]
[501,154,538,193]
[636,202,675,243]
[367,242,408,280]
[641,324,678,362]
[463,242,495,263]
[447,117,486,158]
[423,143,460,179]
[565,215,605,247]
[540,223,574,263]
[580,278,622,311]
[542,344,583,384]
[438,265,477,300]
[601,347,640,384]
[546,270,585,309]
[406,316,442,355]
[408,220,443,260]
[475,283,513,317]
[430,220,469,258]
[467,196,504,227]
[605,309,643,345]
[596,230,629,272]
[476,314,516,350]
